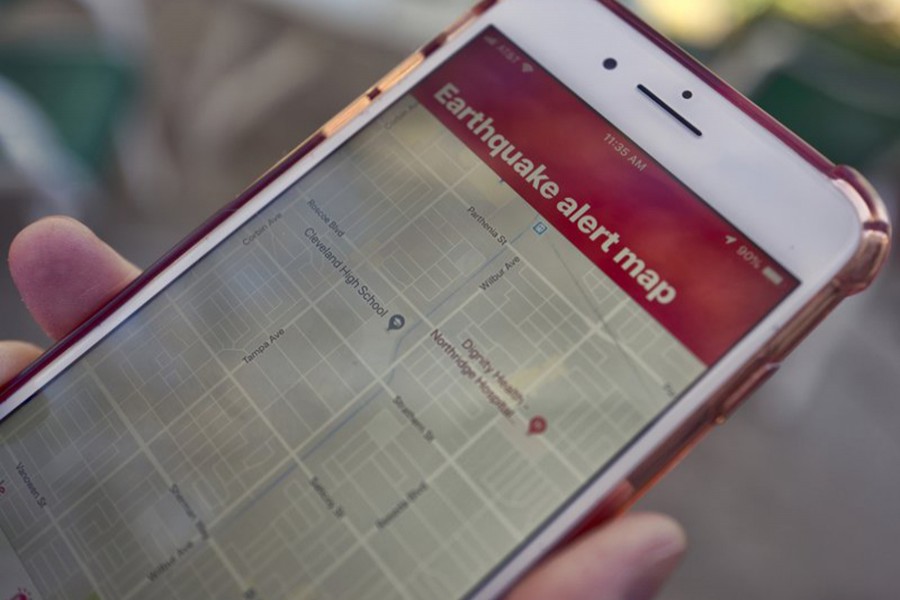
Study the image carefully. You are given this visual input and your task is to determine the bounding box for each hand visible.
[1,217,687,600]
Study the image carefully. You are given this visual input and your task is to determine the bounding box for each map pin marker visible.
[388,315,406,332]
[528,416,548,436]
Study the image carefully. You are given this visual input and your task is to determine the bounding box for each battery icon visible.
[763,266,784,286]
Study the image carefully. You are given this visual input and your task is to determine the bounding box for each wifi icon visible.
[522,62,535,74]
[485,36,498,46]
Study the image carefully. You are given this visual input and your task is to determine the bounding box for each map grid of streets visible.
[0,96,702,600]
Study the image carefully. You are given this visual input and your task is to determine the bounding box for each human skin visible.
[1,216,687,600]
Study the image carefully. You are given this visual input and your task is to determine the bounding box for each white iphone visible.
[0,1,890,598]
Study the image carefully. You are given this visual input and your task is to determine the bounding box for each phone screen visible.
[0,27,797,599]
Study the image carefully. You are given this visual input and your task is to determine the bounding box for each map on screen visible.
[0,26,793,600]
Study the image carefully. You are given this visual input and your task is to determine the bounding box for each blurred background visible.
[0,0,898,598]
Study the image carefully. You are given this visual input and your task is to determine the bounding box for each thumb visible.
[9,216,140,340]
[507,513,686,600]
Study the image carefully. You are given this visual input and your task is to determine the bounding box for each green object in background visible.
[742,19,900,168]
[0,40,134,174]
[754,72,900,166]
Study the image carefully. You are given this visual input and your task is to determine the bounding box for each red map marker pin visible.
[528,417,548,436]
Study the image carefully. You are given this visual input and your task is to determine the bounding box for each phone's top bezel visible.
[0,1,886,598]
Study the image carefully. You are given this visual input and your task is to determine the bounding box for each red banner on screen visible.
[412,27,797,365]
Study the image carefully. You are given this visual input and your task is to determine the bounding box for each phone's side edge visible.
[573,177,891,541]
[563,0,893,543]
[0,0,500,406]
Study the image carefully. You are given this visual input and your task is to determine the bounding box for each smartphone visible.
[0,1,890,598]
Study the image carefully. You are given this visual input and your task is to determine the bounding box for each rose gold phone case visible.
[0,0,891,557]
